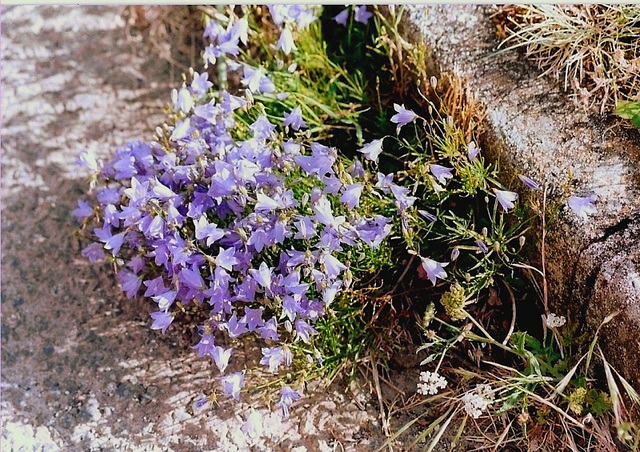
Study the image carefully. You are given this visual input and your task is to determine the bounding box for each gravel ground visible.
[1,6,419,451]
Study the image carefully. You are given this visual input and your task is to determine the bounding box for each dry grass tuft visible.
[494,5,640,114]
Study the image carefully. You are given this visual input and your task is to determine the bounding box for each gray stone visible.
[403,5,640,385]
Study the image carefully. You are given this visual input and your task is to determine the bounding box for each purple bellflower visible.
[334,8,349,26]
[568,194,597,220]
[358,138,384,163]
[390,103,417,133]
[354,5,372,24]
[278,386,302,418]
[282,106,307,130]
[276,27,297,55]
[430,164,454,186]
[493,188,518,212]
[420,257,448,286]
[221,371,244,400]
[150,311,173,334]
[519,174,540,191]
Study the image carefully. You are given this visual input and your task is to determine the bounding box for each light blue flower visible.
[276,27,297,55]
[420,257,448,286]
[221,371,244,400]
[493,188,518,212]
[358,138,384,163]
[430,164,454,185]
[568,194,597,220]
[390,103,417,133]
[283,106,307,130]
[334,8,349,26]
[278,386,302,418]
[354,5,372,24]
[518,174,540,191]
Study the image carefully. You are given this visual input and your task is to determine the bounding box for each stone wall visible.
[403,5,640,386]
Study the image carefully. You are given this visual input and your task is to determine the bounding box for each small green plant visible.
[616,100,640,128]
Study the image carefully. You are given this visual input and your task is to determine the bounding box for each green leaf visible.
[615,101,640,120]
[586,389,611,418]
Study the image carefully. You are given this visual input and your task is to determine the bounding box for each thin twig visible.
[541,184,549,314]
[390,254,415,294]
[501,280,517,346]
[370,351,391,440]
[363,363,406,397]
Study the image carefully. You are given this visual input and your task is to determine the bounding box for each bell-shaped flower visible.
[340,183,363,210]
[420,257,448,286]
[390,103,417,133]
[221,371,244,400]
[334,8,349,26]
[283,106,307,130]
[358,138,384,163]
[276,27,297,55]
[568,194,597,220]
[430,164,454,185]
[354,5,372,24]
[278,386,302,418]
[493,188,518,212]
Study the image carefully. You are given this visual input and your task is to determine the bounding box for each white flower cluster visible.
[417,371,448,395]
[462,383,495,419]
[544,313,566,328]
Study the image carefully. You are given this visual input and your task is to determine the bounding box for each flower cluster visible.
[75,5,411,408]
[543,312,567,328]
[417,371,448,395]
[462,383,495,419]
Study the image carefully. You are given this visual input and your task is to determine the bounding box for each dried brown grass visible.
[494,5,640,114]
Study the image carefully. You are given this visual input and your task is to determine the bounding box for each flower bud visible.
[519,236,526,248]
[451,247,460,261]
[430,76,437,89]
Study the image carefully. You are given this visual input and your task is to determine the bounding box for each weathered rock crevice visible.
[402,5,640,383]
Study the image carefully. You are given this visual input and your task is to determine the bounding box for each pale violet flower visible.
[417,371,448,395]
[476,239,489,254]
[340,182,363,209]
[467,141,481,160]
[260,346,292,373]
[354,5,372,24]
[278,386,302,418]
[334,8,349,26]
[390,103,416,133]
[358,138,384,163]
[221,371,245,400]
[242,408,264,439]
[451,247,460,261]
[211,346,232,372]
[171,87,194,113]
[493,188,518,212]
[568,194,597,220]
[276,27,297,55]
[282,106,307,130]
[150,310,173,334]
[543,313,566,328]
[430,164,454,185]
[462,384,495,419]
[518,174,540,191]
[420,257,448,285]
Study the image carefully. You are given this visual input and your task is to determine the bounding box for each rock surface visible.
[404,5,640,385]
[1,6,405,450]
